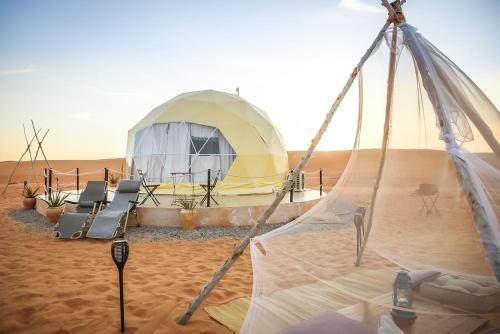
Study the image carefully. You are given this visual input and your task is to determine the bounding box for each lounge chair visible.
[86,180,141,239]
[53,181,107,239]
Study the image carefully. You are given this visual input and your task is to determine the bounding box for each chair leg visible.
[200,194,208,205]
[430,195,440,215]
[139,194,150,206]
[151,193,160,206]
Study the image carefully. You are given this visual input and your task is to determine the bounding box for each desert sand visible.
[0,151,347,333]
[0,183,252,333]
[1,150,497,333]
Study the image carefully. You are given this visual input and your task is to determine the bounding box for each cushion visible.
[408,270,440,288]
[278,310,374,334]
[419,273,500,313]
[377,315,404,334]
[116,180,141,193]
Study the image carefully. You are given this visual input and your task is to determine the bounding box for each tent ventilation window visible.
[190,136,220,155]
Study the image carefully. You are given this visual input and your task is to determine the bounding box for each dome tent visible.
[126,90,288,194]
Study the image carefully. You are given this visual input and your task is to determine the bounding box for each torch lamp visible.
[391,270,417,321]
[111,239,129,333]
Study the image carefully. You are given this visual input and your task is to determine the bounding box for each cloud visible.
[0,66,38,75]
[339,0,385,13]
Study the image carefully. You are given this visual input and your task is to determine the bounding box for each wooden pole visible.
[207,169,211,208]
[1,128,41,194]
[44,168,48,195]
[319,168,323,196]
[32,129,49,163]
[356,22,399,266]
[104,168,109,202]
[23,124,39,184]
[76,168,80,193]
[48,168,53,196]
[31,120,51,168]
[176,19,391,325]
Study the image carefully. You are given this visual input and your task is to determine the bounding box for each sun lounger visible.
[86,180,141,239]
[64,181,107,213]
[53,181,107,239]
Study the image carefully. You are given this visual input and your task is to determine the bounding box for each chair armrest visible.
[128,200,139,204]
[64,200,78,204]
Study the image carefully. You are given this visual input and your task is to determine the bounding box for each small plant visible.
[42,189,70,208]
[174,196,198,211]
[23,184,39,198]
[109,173,120,186]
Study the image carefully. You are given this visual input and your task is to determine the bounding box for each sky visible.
[0,0,499,161]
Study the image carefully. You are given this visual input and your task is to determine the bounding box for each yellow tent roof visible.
[126,90,288,194]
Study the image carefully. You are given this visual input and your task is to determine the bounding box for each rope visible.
[50,168,76,175]
[50,168,103,176]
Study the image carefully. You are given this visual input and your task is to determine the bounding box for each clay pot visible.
[179,209,197,231]
[46,207,64,224]
[22,198,36,210]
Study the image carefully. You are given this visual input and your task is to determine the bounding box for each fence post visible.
[319,168,323,196]
[76,168,80,193]
[207,169,211,208]
[44,168,48,195]
[289,169,294,203]
[48,168,53,196]
[104,168,109,202]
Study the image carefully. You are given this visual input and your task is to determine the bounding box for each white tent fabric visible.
[131,121,236,183]
[239,22,500,334]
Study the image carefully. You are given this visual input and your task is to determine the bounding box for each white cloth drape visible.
[131,121,236,183]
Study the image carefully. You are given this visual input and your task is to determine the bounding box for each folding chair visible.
[137,169,160,206]
[415,183,440,215]
[200,171,220,206]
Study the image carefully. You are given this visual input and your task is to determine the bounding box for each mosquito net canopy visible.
[126,90,288,194]
[239,20,500,333]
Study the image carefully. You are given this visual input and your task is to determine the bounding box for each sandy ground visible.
[0,184,253,333]
[1,150,497,333]
[0,152,347,333]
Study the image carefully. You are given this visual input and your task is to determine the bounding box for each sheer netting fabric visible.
[240,23,500,334]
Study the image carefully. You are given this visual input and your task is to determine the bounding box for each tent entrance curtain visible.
[131,121,236,183]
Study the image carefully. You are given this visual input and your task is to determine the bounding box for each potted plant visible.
[174,196,198,231]
[22,184,39,210]
[41,189,70,224]
[109,173,120,187]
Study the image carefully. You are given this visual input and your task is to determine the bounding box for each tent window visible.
[190,136,220,154]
